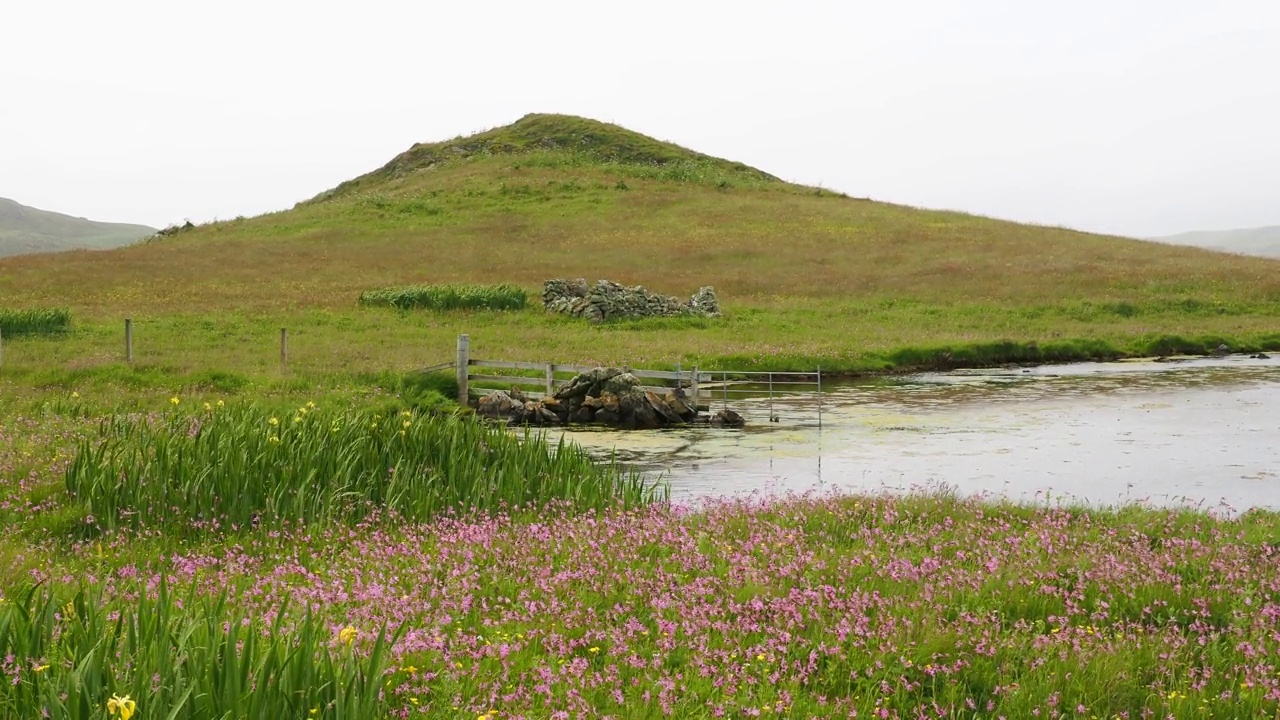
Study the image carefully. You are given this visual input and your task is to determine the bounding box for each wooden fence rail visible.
[453,334,710,405]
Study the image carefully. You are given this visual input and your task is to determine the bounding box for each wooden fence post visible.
[280,328,288,372]
[691,366,699,410]
[545,363,554,396]
[456,334,470,405]
[125,319,133,364]
[817,365,823,429]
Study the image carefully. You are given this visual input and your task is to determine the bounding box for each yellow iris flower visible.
[107,694,137,720]
[338,626,357,645]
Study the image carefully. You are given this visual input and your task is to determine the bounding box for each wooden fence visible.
[453,334,711,405]
[451,334,825,425]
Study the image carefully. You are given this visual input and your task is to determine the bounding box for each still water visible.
[548,356,1280,510]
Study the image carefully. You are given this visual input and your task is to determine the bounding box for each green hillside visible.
[1,113,1279,381]
[0,196,155,257]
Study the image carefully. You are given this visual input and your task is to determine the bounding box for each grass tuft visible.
[358,283,528,311]
[65,402,661,538]
[0,308,70,337]
[0,581,401,718]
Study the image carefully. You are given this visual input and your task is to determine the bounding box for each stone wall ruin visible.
[476,366,745,430]
[543,279,720,322]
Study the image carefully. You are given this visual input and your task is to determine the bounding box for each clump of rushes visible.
[358,283,527,311]
[65,401,661,536]
[0,308,71,336]
[0,581,399,718]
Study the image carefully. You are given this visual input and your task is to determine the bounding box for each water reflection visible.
[546,356,1280,510]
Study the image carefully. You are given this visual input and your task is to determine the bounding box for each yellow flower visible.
[267,435,280,444]
[757,653,766,661]
[203,402,212,411]
[403,420,412,429]
[308,401,317,409]
[34,664,49,673]
[269,417,279,426]
[63,601,74,617]
[71,391,80,399]
[309,709,318,716]
[338,625,357,645]
[410,697,419,705]
[588,646,600,654]
[169,396,180,406]
[107,694,137,719]
[401,410,412,417]
[404,665,418,674]
[216,399,225,407]
[293,415,303,424]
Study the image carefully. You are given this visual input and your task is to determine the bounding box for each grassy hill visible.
[1153,226,1280,259]
[0,197,155,257]
[1,112,1279,383]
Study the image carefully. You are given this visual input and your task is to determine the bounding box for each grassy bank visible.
[0,300,1277,395]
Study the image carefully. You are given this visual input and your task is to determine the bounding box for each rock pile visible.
[543,279,720,322]
[475,367,745,429]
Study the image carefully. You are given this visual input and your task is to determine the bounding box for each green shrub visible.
[358,284,527,311]
[65,402,661,538]
[0,308,71,337]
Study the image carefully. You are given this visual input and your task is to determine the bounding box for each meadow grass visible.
[359,283,528,311]
[0,308,70,337]
[4,486,1280,718]
[64,401,660,538]
[0,581,400,719]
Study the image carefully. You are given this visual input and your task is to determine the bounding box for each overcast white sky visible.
[2,0,1277,237]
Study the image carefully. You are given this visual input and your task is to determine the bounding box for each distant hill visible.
[2,113,1280,376]
[0,197,155,257]
[1152,226,1280,258]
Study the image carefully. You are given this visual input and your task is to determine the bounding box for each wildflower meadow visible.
[3,395,1280,718]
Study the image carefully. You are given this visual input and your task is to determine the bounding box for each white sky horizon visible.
[3,1,1277,239]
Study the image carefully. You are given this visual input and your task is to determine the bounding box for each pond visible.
[547,356,1280,510]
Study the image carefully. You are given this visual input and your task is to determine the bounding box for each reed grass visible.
[358,283,527,311]
[64,402,661,537]
[0,308,70,337]
[0,580,400,719]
